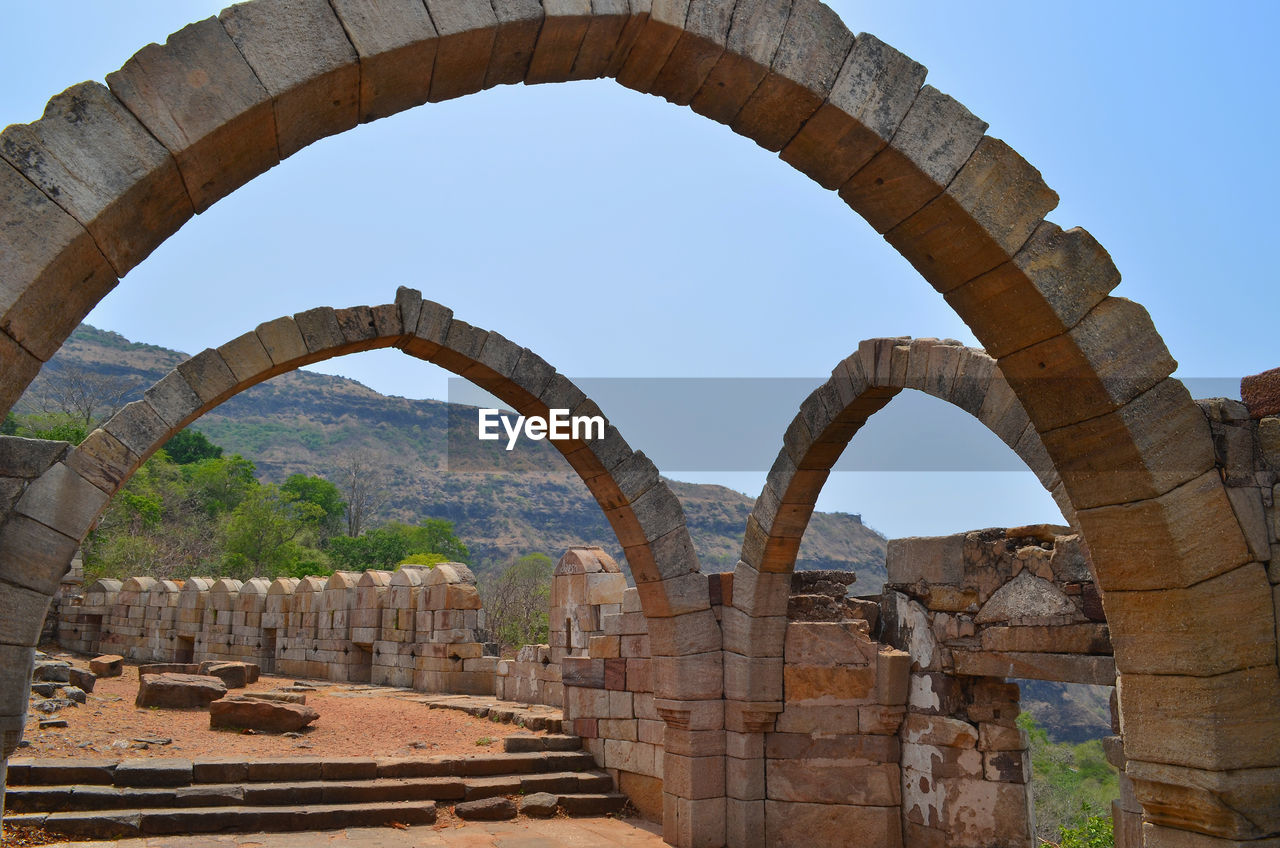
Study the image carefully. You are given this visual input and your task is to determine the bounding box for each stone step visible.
[5,770,616,813]
[5,793,629,840]
[4,800,440,840]
[7,749,597,787]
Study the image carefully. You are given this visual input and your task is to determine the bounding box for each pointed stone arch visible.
[0,2,1272,843]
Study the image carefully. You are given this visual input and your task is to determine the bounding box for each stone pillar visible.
[0,643,35,839]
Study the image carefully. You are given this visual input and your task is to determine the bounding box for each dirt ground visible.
[19,654,542,762]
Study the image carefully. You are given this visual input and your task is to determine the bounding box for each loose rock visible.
[455,796,517,821]
[519,792,559,818]
[135,673,227,708]
[209,695,319,733]
[89,655,123,677]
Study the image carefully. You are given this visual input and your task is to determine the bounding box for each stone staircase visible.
[4,735,626,839]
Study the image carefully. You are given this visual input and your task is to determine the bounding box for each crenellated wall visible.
[56,562,495,694]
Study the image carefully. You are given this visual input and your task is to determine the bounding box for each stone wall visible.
[495,546,626,708]
[56,562,496,696]
[882,527,1114,687]
[51,536,1124,847]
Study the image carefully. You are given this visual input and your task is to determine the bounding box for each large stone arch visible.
[0,2,1273,843]
[727,337,1279,845]
[0,290,720,815]
[728,336,1070,713]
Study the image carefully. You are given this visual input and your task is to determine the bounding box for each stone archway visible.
[0,3,1274,844]
[0,290,720,833]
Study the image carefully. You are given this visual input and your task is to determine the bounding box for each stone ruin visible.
[57,563,496,694]
[42,531,1118,847]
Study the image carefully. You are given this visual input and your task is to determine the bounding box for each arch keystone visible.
[527,0,593,85]
[486,0,542,87]
[424,0,498,102]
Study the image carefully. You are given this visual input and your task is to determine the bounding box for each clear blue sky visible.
[2,2,1276,539]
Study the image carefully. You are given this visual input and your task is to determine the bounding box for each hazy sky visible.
[1,2,1275,539]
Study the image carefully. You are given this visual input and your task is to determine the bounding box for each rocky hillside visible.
[18,326,888,589]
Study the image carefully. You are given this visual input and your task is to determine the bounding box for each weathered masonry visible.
[48,531,1098,847]
[0,0,1278,843]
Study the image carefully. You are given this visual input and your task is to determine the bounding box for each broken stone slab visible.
[247,690,306,705]
[135,673,227,708]
[455,795,517,820]
[197,661,249,689]
[519,791,559,817]
[68,667,96,693]
[33,660,72,683]
[209,695,319,733]
[89,655,123,677]
[139,663,200,676]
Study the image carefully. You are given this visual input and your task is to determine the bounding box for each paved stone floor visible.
[39,818,666,847]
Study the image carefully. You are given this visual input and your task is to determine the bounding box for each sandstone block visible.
[688,0,789,124]
[0,514,79,595]
[527,0,592,85]
[219,0,359,157]
[0,159,117,362]
[780,33,925,190]
[90,655,124,677]
[767,759,900,806]
[135,673,226,708]
[1119,667,1280,771]
[840,85,987,235]
[1104,563,1275,677]
[647,0,733,106]
[328,0,437,121]
[946,222,1119,359]
[952,651,1114,686]
[730,0,853,152]
[1127,759,1280,840]
[1076,469,1252,592]
[0,81,193,276]
[764,801,901,848]
[887,136,1058,293]
[210,694,319,732]
[425,0,498,102]
[106,17,279,212]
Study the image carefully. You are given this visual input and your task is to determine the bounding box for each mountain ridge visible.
[20,325,888,589]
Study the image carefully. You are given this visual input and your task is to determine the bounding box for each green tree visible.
[221,484,324,578]
[325,519,469,572]
[1018,711,1117,845]
[163,428,223,464]
[1,412,17,435]
[480,553,554,649]
[9,411,89,444]
[404,518,470,564]
[282,473,346,541]
[185,454,257,516]
[1058,812,1114,848]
